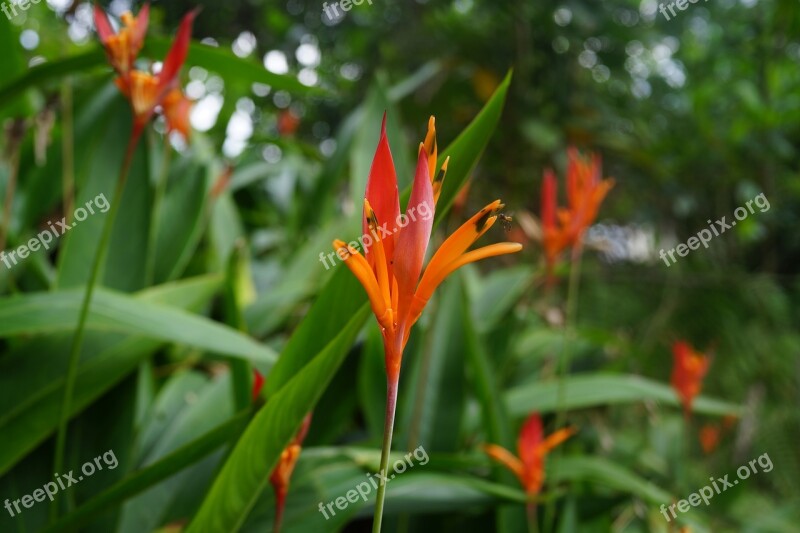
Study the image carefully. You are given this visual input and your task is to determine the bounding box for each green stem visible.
[61,78,75,225]
[372,376,399,533]
[144,135,171,286]
[526,502,540,533]
[543,242,584,533]
[51,129,141,522]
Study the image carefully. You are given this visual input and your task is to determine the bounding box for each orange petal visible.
[483,444,525,481]
[416,200,503,299]
[332,240,392,330]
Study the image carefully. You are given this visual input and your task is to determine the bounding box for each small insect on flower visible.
[497,213,514,232]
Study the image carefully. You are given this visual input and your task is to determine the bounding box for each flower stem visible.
[51,129,141,522]
[372,376,399,533]
[543,242,584,533]
[526,502,540,533]
[273,487,286,533]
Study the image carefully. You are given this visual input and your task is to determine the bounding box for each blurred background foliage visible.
[0,0,798,532]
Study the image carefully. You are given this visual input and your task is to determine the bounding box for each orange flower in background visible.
[699,423,721,454]
[94,5,197,138]
[251,369,265,401]
[93,3,149,82]
[541,147,614,276]
[671,341,711,418]
[483,413,575,498]
[270,413,312,533]
[277,109,301,136]
[333,116,522,383]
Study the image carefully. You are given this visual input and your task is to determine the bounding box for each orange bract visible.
[333,116,522,382]
[671,341,710,419]
[484,413,575,498]
[162,88,193,139]
[94,5,197,138]
[541,148,614,275]
[93,4,149,81]
[269,413,312,533]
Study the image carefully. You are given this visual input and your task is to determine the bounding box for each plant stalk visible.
[372,376,399,533]
[543,241,584,533]
[51,129,141,521]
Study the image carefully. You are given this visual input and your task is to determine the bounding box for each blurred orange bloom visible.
[277,109,301,136]
[699,424,721,454]
[94,5,197,138]
[333,116,521,382]
[162,88,193,139]
[270,414,312,533]
[671,341,711,419]
[93,3,149,82]
[541,147,614,275]
[483,413,575,498]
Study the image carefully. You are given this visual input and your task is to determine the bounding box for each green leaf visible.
[42,412,249,533]
[505,374,743,416]
[549,456,673,505]
[401,275,467,452]
[143,39,323,95]
[0,285,276,366]
[0,277,236,475]
[186,306,370,532]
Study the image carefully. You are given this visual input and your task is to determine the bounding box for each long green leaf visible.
[186,306,370,532]
[0,286,276,365]
[42,412,250,533]
[505,374,742,416]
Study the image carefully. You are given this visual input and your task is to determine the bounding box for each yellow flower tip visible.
[440,156,450,172]
[121,12,136,27]
[332,239,352,257]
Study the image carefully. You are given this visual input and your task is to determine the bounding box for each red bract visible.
[484,413,575,498]
[270,413,312,533]
[671,341,710,419]
[541,147,614,276]
[94,5,198,139]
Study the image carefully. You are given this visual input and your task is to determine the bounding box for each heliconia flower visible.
[277,109,301,136]
[161,88,193,139]
[270,413,312,533]
[671,341,710,419]
[541,147,614,276]
[251,369,265,401]
[699,423,721,454]
[483,413,575,498]
[95,6,197,138]
[93,4,150,81]
[333,116,522,382]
